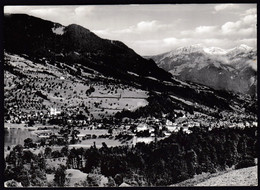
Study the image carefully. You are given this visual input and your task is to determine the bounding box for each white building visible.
[50,107,61,116]
[132,136,154,145]
[136,123,154,133]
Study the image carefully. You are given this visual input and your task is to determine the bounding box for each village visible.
[5,102,258,151]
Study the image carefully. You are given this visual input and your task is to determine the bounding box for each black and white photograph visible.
[3,3,258,187]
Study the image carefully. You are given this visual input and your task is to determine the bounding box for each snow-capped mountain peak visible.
[175,44,204,54]
[203,47,227,55]
[165,44,205,58]
[171,44,254,56]
[238,44,253,51]
[227,44,254,55]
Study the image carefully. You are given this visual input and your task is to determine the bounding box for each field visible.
[5,53,149,119]
[172,165,258,187]
[69,138,125,149]
[195,166,258,186]
[46,169,109,187]
[66,169,88,186]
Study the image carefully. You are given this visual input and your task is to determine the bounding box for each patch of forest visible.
[4,126,257,187]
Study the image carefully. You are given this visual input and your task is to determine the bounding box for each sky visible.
[4,4,257,56]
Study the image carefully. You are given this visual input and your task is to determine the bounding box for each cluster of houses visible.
[5,107,63,125]
[5,102,258,147]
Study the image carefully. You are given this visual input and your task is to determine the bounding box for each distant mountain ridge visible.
[147,44,257,95]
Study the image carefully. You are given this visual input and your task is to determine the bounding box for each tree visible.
[106,176,116,187]
[28,119,35,127]
[70,130,80,144]
[84,107,89,113]
[76,112,85,120]
[114,174,123,186]
[4,166,16,182]
[6,145,23,167]
[24,138,34,149]
[22,150,34,163]
[44,147,52,158]
[61,146,69,157]
[235,155,256,169]
[86,173,101,187]
[51,150,62,158]
[49,134,58,146]
[59,128,70,145]
[16,167,30,187]
[102,142,108,149]
[39,138,46,147]
[37,156,46,171]
[29,162,47,187]
[108,128,113,135]
[54,165,67,187]
[76,68,82,76]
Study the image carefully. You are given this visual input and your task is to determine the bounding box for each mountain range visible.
[4,14,257,121]
[146,44,257,96]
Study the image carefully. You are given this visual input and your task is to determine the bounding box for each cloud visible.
[242,14,257,25]
[92,29,111,36]
[235,38,257,48]
[132,38,179,55]
[220,6,256,39]
[221,12,256,38]
[195,26,218,33]
[4,6,75,25]
[74,6,95,17]
[242,8,256,16]
[162,38,190,46]
[30,7,64,16]
[4,6,95,27]
[137,20,158,31]
[221,21,241,34]
[92,20,173,42]
[114,20,169,34]
[113,27,133,34]
[162,37,178,44]
[4,6,33,14]
[181,25,220,39]
[214,4,239,12]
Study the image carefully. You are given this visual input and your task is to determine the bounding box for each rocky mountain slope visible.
[147,44,257,96]
[4,14,257,122]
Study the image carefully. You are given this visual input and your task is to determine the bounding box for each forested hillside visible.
[5,126,257,186]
